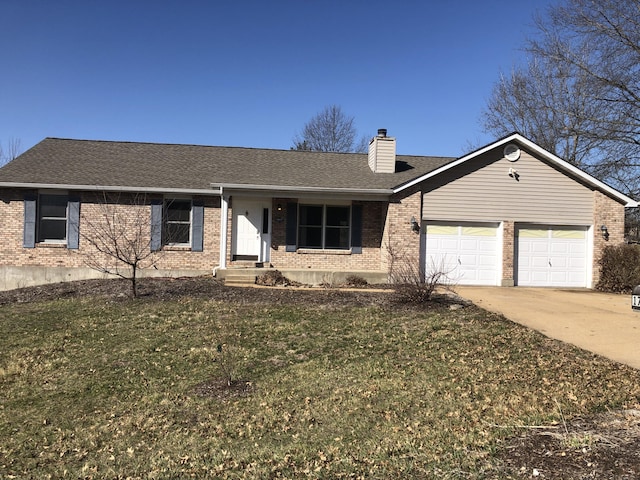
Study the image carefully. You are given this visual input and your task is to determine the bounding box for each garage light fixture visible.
[601,225,609,240]
[410,216,420,233]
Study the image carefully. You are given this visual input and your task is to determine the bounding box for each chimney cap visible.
[377,128,387,137]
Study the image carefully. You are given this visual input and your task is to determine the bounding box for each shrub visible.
[386,241,456,304]
[345,275,368,287]
[256,270,296,287]
[596,244,640,293]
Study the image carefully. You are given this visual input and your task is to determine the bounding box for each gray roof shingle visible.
[0,138,455,193]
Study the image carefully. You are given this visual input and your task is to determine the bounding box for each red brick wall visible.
[267,198,387,271]
[0,190,220,272]
[382,187,422,277]
[593,191,625,285]
[3,186,625,287]
[502,221,515,286]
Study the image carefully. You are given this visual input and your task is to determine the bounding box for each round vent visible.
[504,144,521,162]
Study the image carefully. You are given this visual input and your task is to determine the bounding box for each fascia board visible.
[0,182,221,196]
[393,133,638,207]
[212,183,392,200]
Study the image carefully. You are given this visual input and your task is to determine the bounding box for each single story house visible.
[0,130,634,290]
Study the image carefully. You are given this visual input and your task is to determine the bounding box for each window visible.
[163,199,191,245]
[298,205,350,249]
[38,194,68,243]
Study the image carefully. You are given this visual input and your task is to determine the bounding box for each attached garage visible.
[515,225,589,287]
[423,222,500,286]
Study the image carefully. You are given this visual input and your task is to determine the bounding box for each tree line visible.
[482,0,640,198]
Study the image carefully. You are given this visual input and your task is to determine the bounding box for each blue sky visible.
[1,0,553,157]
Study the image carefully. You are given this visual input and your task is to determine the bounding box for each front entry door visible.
[232,199,269,261]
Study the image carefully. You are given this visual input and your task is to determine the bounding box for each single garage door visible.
[516,226,588,287]
[424,223,500,286]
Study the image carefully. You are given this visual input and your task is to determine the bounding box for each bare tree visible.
[386,240,457,303]
[0,138,22,165]
[482,0,640,197]
[80,193,160,297]
[292,105,368,153]
[483,58,603,170]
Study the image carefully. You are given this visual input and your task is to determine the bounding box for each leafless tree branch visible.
[80,192,160,297]
[483,0,640,197]
[292,105,368,153]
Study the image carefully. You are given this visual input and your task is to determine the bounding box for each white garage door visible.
[516,226,588,287]
[424,223,500,286]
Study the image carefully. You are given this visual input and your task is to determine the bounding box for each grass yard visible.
[1,279,639,478]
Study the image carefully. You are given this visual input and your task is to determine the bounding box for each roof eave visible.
[213,183,392,200]
[0,182,222,196]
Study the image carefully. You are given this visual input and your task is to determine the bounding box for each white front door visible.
[516,226,588,287]
[423,222,500,286]
[232,199,270,261]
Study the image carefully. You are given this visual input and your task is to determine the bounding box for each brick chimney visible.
[368,128,396,173]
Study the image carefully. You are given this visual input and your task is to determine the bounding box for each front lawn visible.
[1,280,639,478]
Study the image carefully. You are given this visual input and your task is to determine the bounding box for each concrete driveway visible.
[455,287,640,370]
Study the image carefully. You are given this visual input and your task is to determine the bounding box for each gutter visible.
[211,182,392,197]
[0,182,222,196]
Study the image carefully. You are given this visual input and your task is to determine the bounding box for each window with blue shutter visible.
[163,199,192,245]
[285,202,361,252]
[150,200,163,251]
[153,198,203,251]
[66,197,80,249]
[23,195,37,248]
[37,194,68,243]
[24,194,82,249]
[191,200,204,252]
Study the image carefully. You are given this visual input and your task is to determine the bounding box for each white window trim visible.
[298,204,351,250]
[163,198,193,247]
[37,191,68,244]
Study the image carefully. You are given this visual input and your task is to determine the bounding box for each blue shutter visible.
[67,197,80,249]
[23,195,37,248]
[150,199,163,252]
[191,200,204,252]
[285,202,297,252]
[351,204,363,254]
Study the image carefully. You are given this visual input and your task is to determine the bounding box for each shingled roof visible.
[0,138,455,194]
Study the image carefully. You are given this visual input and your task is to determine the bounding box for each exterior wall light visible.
[601,225,609,240]
[410,216,420,233]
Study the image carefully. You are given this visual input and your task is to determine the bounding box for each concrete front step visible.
[224,273,257,286]
[231,261,265,268]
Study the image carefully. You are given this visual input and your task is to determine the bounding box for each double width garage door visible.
[424,222,589,287]
[516,226,588,287]
[424,223,500,286]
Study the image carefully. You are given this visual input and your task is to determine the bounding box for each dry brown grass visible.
[0,278,639,478]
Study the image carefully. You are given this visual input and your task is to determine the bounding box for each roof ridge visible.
[42,137,374,156]
[42,137,456,160]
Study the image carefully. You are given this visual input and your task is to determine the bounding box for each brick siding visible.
[1,186,627,288]
[0,190,220,272]
[501,221,515,286]
[593,190,625,285]
[382,187,423,277]
[267,198,387,271]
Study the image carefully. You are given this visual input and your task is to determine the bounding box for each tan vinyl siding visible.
[423,149,594,224]
[368,137,396,173]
